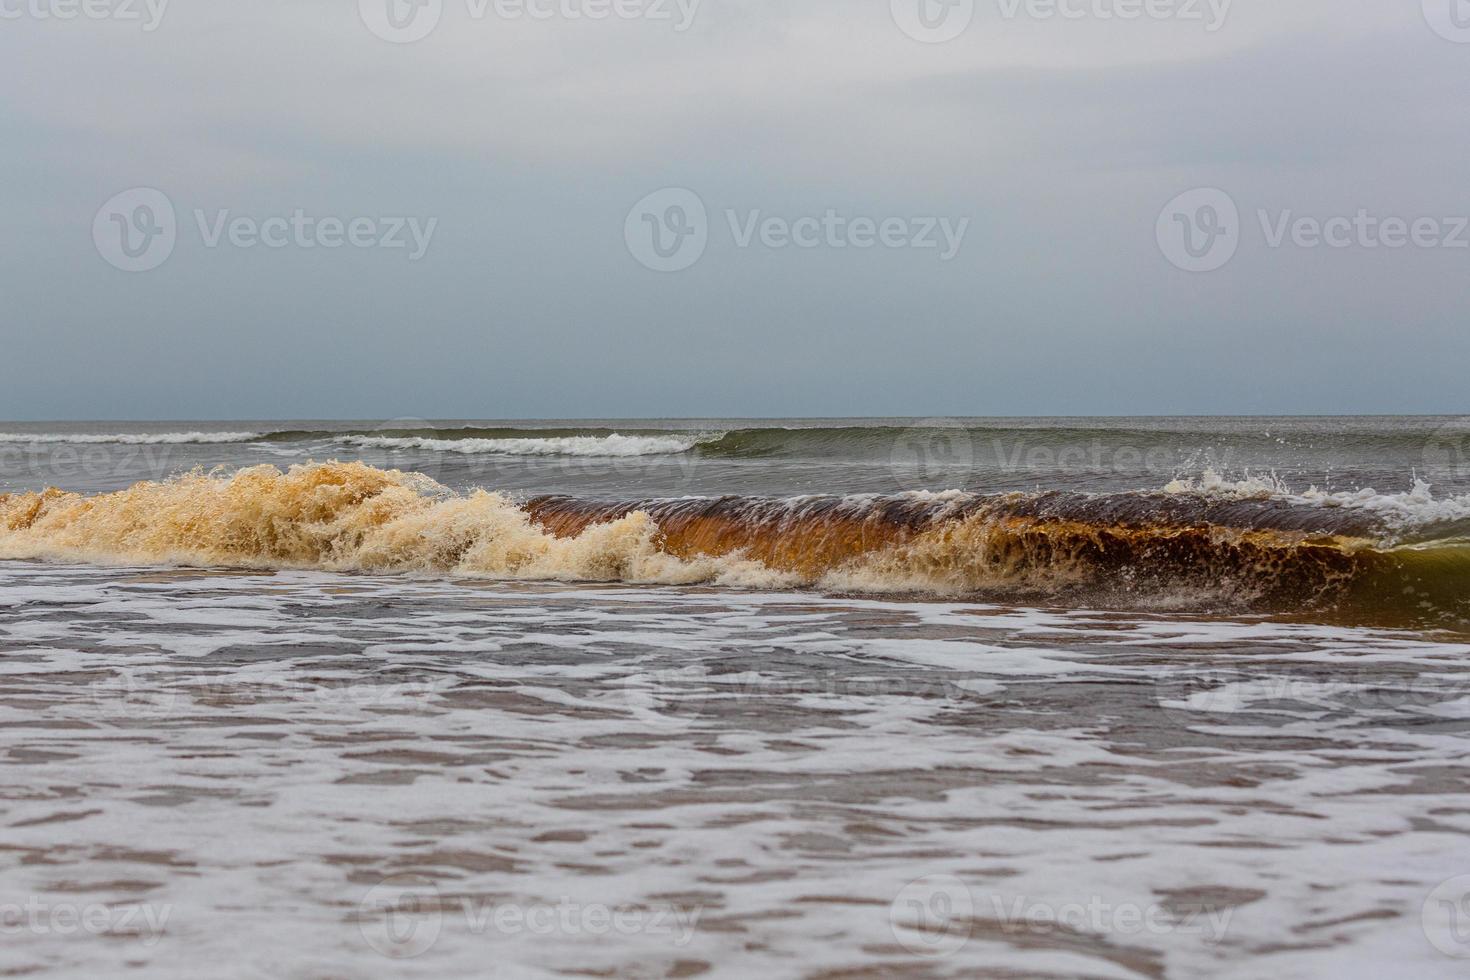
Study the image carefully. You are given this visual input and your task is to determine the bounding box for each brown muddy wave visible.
[2,462,1466,628]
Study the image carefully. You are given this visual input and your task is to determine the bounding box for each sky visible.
[1,0,1467,420]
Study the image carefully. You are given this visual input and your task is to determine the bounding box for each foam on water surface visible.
[2,561,1469,978]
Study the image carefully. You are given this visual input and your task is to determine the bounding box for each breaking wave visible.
[0,431,263,445]
[2,462,1467,630]
[339,433,710,457]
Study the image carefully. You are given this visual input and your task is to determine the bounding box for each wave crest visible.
[2,462,1466,629]
[340,433,712,457]
[0,431,262,445]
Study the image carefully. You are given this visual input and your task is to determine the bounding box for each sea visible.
[1,417,1469,978]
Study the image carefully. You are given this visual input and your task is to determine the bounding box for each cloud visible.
[0,0,1465,417]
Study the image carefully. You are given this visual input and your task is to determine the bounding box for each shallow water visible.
[4,560,1470,978]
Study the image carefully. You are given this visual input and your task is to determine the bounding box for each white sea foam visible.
[2,563,1467,979]
[0,431,262,445]
[1161,469,1294,498]
[1164,469,1470,532]
[340,433,714,457]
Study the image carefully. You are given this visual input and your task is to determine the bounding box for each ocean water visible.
[2,416,1469,499]
[2,418,1470,977]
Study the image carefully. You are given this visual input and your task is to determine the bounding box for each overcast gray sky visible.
[2,0,1467,419]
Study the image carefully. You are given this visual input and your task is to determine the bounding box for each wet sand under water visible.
[1,561,1470,977]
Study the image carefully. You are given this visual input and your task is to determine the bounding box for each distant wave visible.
[0,431,262,445]
[339,433,715,457]
[3,461,1467,630]
[0,428,717,457]
[301,422,1459,461]
[56,421,1435,465]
